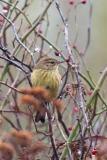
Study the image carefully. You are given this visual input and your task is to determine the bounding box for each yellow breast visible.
[31,68,61,99]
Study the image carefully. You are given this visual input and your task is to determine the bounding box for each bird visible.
[31,55,61,123]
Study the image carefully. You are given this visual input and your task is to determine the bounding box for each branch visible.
[0,13,34,57]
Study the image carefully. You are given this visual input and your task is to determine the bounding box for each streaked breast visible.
[31,68,61,98]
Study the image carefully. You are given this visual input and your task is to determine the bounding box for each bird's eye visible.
[50,61,55,64]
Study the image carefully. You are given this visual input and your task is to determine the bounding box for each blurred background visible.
[0,1,107,159]
[0,0,107,79]
[25,0,107,80]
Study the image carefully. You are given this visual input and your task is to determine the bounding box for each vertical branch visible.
[46,107,59,160]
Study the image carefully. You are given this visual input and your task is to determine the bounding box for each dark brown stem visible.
[46,107,59,160]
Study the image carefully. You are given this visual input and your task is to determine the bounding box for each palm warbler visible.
[31,55,61,122]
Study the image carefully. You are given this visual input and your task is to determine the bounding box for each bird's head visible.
[36,55,59,70]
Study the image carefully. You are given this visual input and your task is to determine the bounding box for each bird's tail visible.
[35,111,46,123]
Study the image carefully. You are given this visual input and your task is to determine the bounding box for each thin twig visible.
[0,13,34,57]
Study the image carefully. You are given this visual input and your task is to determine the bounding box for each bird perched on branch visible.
[31,55,61,123]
